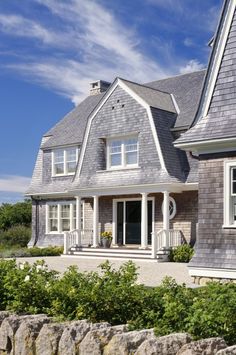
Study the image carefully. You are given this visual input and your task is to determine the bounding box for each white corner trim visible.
[197,0,236,120]
[170,94,180,114]
[189,266,236,280]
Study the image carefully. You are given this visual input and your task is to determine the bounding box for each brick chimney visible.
[90,80,110,95]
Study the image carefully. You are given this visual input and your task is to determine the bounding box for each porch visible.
[63,188,197,260]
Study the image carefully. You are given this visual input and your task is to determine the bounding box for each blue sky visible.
[0,0,222,203]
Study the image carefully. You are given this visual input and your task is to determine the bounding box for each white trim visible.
[189,267,236,280]
[175,137,236,153]
[196,0,236,120]
[77,78,167,176]
[46,200,76,234]
[170,94,180,114]
[112,196,155,246]
[161,196,177,220]
[223,160,236,227]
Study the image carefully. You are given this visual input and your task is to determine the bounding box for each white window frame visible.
[46,201,84,234]
[107,135,139,170]
[223,161,236,228]
[52,146,79,177]
[161,196,177,220]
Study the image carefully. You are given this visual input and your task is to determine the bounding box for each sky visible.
[0,0,222,204]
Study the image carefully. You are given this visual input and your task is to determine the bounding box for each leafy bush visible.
[0,225,31,247]
[169,244,194,263]
[0,200,31,230]
[0,259,236,344]
[0,246,63,258]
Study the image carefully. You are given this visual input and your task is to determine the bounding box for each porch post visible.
[141,192,148,249]
[92,195,99,247]
[76,196,82,246]
[163,191,170,248]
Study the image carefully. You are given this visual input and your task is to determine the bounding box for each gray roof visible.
[42,93,105,149]
[146,70,206,128]
[120,78,177,113]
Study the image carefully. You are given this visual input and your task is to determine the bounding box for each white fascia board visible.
[189,266,236,280]
[118,79,167,171]
[196,0,236,121]
[25,191,74,199]
[175,137,236,154]
[170,94,180,114]
[70,182,192,197]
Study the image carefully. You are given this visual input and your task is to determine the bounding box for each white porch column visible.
[92,195,99,247]
[163,191,170,248]
[140,192,148,249]
[76,196,82,246]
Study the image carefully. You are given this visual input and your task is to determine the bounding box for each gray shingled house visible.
[176,0,236,283]
[26,70,204,259]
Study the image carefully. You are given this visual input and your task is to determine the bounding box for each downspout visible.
[31,197,39,246]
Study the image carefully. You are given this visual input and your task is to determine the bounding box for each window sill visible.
[97,166,141,173]
[222,224,236,229]
[52,173,75,178]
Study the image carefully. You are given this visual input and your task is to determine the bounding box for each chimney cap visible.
[89,80,111,95]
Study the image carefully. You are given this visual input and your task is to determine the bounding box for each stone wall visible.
[0,312,233,355]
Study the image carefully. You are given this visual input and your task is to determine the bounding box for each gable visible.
[175,0,236,148]
[71,85,182,190]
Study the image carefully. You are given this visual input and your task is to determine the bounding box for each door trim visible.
[112,197,155,245]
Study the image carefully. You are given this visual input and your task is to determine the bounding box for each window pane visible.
[67,161,76,173]
[55,163,64,175]
[111,140,122,153]
[54,150,64,163]
[66,148,76,161]
[111,153,121,166]
[233,168,236,181]
[49,219,58,232]
[62,219,70,231]
[61,205,70,218]
[125,138,138,152]
[126,151,137,165]
[233,182,236,194]
[49,205,57,218]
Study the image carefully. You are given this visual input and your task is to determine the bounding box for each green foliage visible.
[49,260,146,324]
[0,200,32,231]
[0,246,63,258]
[100,231,112,240]
[169,244,194,263]
[0,259,236,344]
[0,225,31,247]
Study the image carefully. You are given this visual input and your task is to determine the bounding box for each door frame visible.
[112,197,155,245]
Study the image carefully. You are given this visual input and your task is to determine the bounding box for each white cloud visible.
[0,175,31,193]
[179,59,205,74]
[184,38,194,47]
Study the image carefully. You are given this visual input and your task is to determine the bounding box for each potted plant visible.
[100,231,112,248]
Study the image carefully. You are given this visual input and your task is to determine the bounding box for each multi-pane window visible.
[47,201,84,233]
[107,136,138,169]
[223,162,236,227]
[48,205,58,232]
[52,147,78,176]
[231,167,236,224]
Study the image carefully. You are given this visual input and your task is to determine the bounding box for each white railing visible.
[64,229,93,254]
[151,229,184,259]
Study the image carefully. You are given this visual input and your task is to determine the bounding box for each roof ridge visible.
[145,68,206,86]
[117,77,172,96]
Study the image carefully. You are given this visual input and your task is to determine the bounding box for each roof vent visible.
[89,80,111,95]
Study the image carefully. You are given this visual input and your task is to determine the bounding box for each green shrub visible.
[0,225,31,247]
[49,260,146,324]
[169,244,194,263]
[0,246,63,258]
[0,200,31,230]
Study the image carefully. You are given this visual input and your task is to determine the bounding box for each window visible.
[161,196,177,220]
[52,147,78,176]
[46,201,84,233]
[224,162,236,227]
[107,136,138,169]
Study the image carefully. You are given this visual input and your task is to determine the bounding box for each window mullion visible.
[64,149,67,175]
[58,204,61,233]
[122,140,125,167]
[70,203,73,231]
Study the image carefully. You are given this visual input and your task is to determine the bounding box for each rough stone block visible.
[35,322,67,355]
[216,345,236,354]
[177,337,227,355]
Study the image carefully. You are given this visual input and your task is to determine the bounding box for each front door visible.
[115,199,153,245]
[126,201,141,244]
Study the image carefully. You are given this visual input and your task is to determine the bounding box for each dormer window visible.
[107,136,138,169]
[52,147,78,176]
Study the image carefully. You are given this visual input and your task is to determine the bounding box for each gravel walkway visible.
[15,256,193,287]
